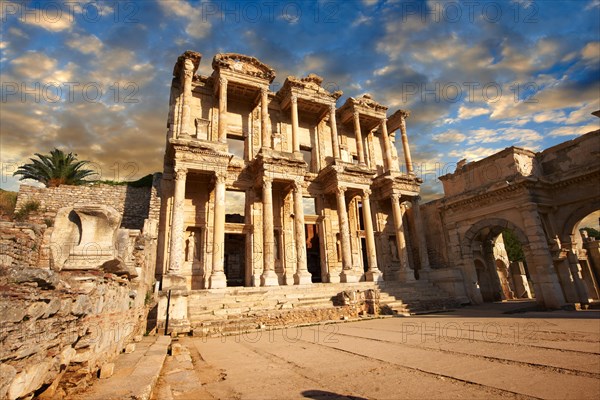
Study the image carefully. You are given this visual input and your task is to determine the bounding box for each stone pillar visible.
[566,246,590,305]
[519,204,565,308]
[261,178,278,286]
[293,182,311,284]
[210,172,227,288]
[179,59,194,137]
[291,94,300,153]
[398,111,413,174]
[336,187,356,282]
[391,194,413,281]
[217,77,228,143]
[353,111,366,166]
[261,86,270,148]
[168,168,187,273]
[381,118,394,172]
[362,189,382,282]
[411,196,430,273]
[329,104,340,160]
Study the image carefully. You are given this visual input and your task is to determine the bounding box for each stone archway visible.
[461,217,538,305]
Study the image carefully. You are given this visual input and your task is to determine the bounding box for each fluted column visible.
[353,111,365,165]
[411,196,430,273]
[337,187,357,282]
[391,194,413,281]
[168,168,187,273]
[381,118,394,172]
[261,86,270,148]
[329,104,340,160]
[179,59,194,137]
[291,94,300,153]
[398,111,413,174]
[261,178,278,286]
[210,172,227,288]
[217,77,228,143]
[363,189,382,282]
[293,182,311,284]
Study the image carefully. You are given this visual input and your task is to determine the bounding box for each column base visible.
[161,274,187,290]
[340,270,361,283]
[396,269,415,282]
[261,270,279,286]
[294,271,312,285]
[209,271,227,288]
[328,273,341,283]
[365,269,383,282]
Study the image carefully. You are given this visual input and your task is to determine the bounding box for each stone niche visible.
[50,205,132,274]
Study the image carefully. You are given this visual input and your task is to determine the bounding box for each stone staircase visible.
[184,280,464,337]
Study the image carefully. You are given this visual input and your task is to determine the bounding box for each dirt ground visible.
[153,302,600,400]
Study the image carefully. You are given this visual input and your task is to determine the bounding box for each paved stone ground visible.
[153,301,600,400]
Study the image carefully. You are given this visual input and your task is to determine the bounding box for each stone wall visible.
[0,222,158,399]
[14,175,162,230]
[0,222,45,270]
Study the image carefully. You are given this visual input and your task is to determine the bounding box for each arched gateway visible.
[421,126,600,310]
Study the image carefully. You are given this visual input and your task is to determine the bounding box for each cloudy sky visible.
[1,0,599,200]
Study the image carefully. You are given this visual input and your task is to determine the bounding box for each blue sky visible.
[1,0,599,200]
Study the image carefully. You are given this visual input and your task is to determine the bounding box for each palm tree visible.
[13,149,95,187]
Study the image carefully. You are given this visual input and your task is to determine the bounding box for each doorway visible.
[224,233,245,286]
[305,224,321,283]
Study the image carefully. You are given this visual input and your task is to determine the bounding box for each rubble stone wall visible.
[0,221,45,270]
[0,223,157,399]
[14,176,161,230]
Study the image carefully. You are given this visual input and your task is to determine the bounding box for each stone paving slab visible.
[153,303,599,400]
[68,335,171,400]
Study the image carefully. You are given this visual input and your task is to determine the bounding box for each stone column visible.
[336,187,356,282]
[566,245,590,305]
[217,77,228,143]
[381,119,394,172]
[398,111,413,174]
[362,189,382,282]
[519,203,565,308]
[210,172,227,288]
[293,182,311,284]
[353,111,366,166]
[261,86,270,148]
[291,94,300,153]
[261,178,278,286]
[329,104,340,160]
[391,194,413,281]
[179,59,194,137]
[411,196,430,273]
[168,168,187,273]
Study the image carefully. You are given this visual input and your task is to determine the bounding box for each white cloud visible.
[352,12,372,27]
[532,110,567,124]
[582,42,599,60]
[448,146,501,162]
[19,8,73,32]
[158,1,211,39]
[548,123,600,137]
[585,0,600,10]
[67,34,103,56]
[457,105,489,120]
[433,130,466,143]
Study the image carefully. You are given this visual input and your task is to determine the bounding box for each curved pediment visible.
[212,53,276,83]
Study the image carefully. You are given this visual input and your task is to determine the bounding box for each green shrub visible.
[14,200,41,221]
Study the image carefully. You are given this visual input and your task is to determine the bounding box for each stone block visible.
[124,343,136,353]
[99,363,115,379]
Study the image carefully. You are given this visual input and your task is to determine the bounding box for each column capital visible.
[398,109,410,120]
[380,117,387,125]
[292,180,303,192]
[336,186,347,195]
[263,177,273,189]
[330,103,337,112]
[174,168,187,180]
[362,188,372,198]
[219,76,228,86]
[260,85,269,94]
[353,110,360,119]
[291,94,298,104]
[214,170,227,182]
[390,193,400,202]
